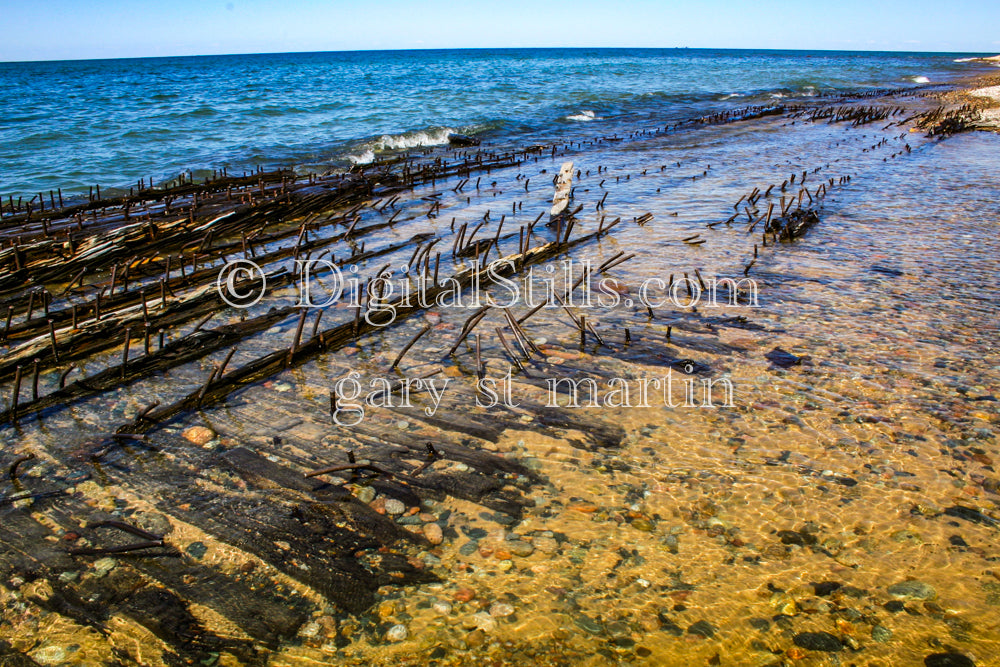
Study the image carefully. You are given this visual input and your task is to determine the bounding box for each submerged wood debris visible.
[0,80,994,664]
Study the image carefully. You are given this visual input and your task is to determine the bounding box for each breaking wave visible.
[347,126,483,164]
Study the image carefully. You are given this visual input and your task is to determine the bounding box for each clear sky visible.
[3,0,998,62]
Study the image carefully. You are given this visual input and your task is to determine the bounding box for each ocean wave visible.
[954,55,1000,63]
[566,110,599,122]
[177,105,219,119]
[346,126,475,164]
[908,75,930,84]
[348,149,376,165]
[374,127,459,151]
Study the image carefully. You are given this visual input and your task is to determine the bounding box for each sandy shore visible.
[933,70,1000,130]
[968,83,1000,127]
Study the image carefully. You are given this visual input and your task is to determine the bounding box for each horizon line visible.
[3,45,997,66]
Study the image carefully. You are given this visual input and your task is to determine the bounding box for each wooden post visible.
[550,161,574,221]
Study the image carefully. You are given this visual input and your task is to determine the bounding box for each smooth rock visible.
[384,499,406,515]
[924,653,975,667]
[93,558,116,578]
[888,580,936,600]
[469,612,496,632]
[489,602,515,617]
[32,646,67,665]
[182,426,215,446]
[423,522,443,545]
[453,587,476,602]
[574,615,602,635]
[385,624,408,642]
[687,620,716,638]
[185,541,208,560]
[631,517,655,532]
[766,347,802,368]
[606,621,631,640]
[507,541,534,557]
[534,536,559,554]
[793,631,843,652]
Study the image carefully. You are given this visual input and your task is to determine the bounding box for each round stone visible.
[32,647,67,666]
[453,587,476,602]
[182,426,215,446]
[924,653,975,667]
[93,557,116,578]
[887,580,936,600]
[423,522,443,545]
[507,541,534,557]
[470,612,496,632]
[793,631,843,652]
[384,499,406,515]
[534,536,558,554]
[489,602,515,617]
[385,624,408,642]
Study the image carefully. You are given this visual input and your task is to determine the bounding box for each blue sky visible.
[3,0,998,62]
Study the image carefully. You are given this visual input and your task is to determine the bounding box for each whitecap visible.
[371,127,458,151]
[347,126,469,164]
[909,76,930,84]
[566,110,598,122]
[348,149,375,165]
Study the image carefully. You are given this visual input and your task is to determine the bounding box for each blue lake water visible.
[0,47,994,198]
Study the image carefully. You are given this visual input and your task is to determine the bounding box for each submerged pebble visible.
[793,631,843,652]
[384,499,406,515]
[423,522,443,544]
[182,426,215,446]
[31,647,66,666]
[489,602,515,617]
[93,558,116,578]
[887,580,936,600]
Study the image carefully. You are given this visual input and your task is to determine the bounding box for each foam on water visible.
[372,127,459,151]
[347,149,376,165]
[348,126,478,164]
